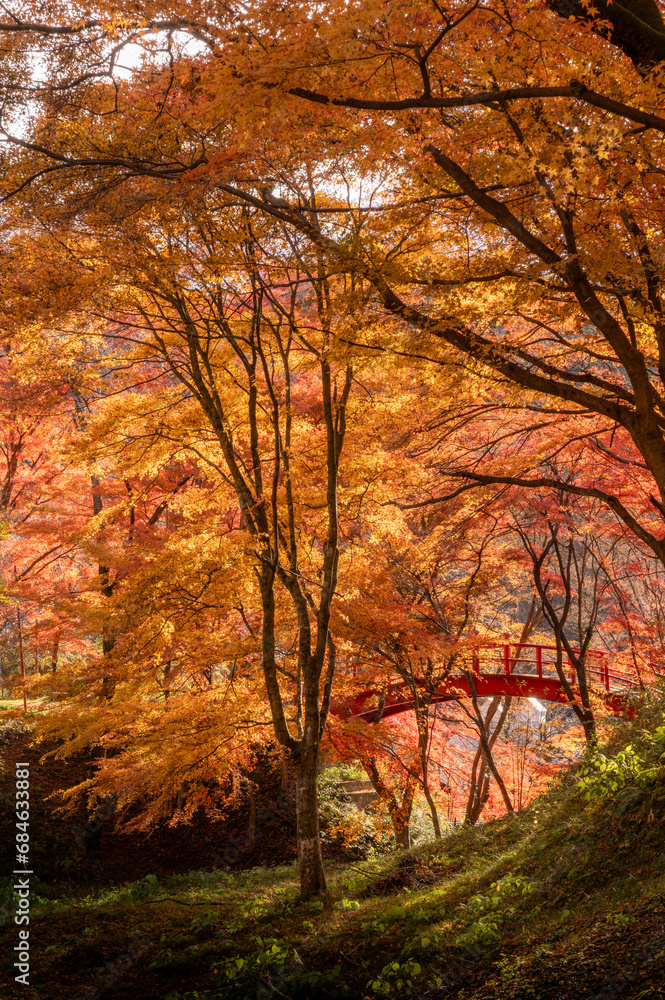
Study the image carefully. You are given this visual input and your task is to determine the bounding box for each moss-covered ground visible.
[2,710,665,998]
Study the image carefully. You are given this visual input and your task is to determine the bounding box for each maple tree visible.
[0,0,663,571]
[0,331,97,699]
[3,0,665,896]
[328,465,537,830]
[2,3,665,544]
[15,200,371,897]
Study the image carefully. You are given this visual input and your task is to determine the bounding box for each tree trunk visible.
[393,813,411,850]
[419,716,441,838]
[466,674,514,817]
[465,695,513,825]
[422,781,442,839]
[418,706,442,838]
[93,478,116,699]
[248,783,256,849]
[83,801,102,857]
[295,743,327,898]
[163,659,176,704]
[465,608,542,824]
[580,708,597,744]
[528,536,597,744]
[388,779,417,849]
[365,756,417,851]
[51,634,59,673]
[465,742,485,825]
[16,606,26,713]
[467,762,493,825]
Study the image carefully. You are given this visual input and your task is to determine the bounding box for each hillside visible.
[2,707,665,998]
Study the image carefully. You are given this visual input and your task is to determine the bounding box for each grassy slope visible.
[2,717,665,998]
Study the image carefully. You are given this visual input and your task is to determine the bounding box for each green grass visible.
[2,712,665,998]
[3,769,665,998]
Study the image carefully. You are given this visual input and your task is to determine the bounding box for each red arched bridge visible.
[333,642,660,722]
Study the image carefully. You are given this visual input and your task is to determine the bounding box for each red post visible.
[536,645,542,679]
[16,606,26,714]
[605,656,610,692]
[13,567,27,713]
[503,643,510,674]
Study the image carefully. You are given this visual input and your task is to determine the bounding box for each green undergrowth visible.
[2,709,665,998]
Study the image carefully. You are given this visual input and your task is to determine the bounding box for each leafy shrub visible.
[282,964,349,997]
[149,932,201,972]
[189,910,217,939]
[324,761,367,781]
[457,873,537,948]
[0,876,21,928]
[367,959,423,996]
[318,768,354,807]
[213,936,297,997]
[128,873,159,900]
[577,741,664,804]
[407,799,448,847]
[325,805,393,858]
[318,768,392,859]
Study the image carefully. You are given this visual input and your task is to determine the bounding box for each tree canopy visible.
[2,0,665,896]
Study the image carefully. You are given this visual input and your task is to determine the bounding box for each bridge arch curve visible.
[333,643,645,722]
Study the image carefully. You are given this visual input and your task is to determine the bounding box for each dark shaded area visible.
[546,0,665,67]
[458,895,665,1000]
[360,853,460,896]
[0,724,299,891]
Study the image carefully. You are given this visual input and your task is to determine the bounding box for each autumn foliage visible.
[2,0,665,894]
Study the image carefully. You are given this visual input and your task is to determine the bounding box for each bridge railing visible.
[349,642,662,696]
[470,642,644,693]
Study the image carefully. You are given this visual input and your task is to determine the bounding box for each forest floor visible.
[1,718,665,998]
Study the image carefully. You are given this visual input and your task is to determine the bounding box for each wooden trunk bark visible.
[295,743,327,898]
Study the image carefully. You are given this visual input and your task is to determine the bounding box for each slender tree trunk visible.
[572,646,597,744]
[466,750,486,826]
[393,812,411,850]
[71,392,116,699]
[381,774,417,850]
[295,742,327,896]
[83,799,102,856]
[580,709,597,744]
[365,756,417,850]
[248,783,257,849]
[418,707,441,838]
[140,274,350,900]
[92,476,116,699]
[16,605,26,713]
[465,607,542,824]
[51,634,59,673]
[465,695,513,824]
[163,660,174,704]
[465,741,484,824]
[466,674,513,817]
[553,636,597,744]
[422,780,441,839]
[527,534,598,743]
[390,777,417,849]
